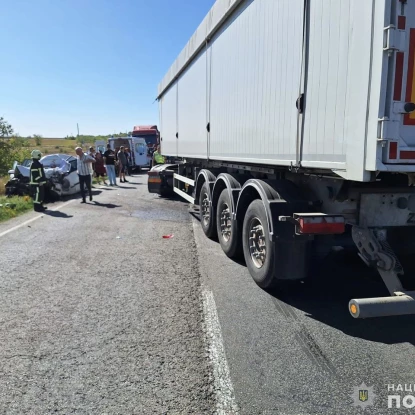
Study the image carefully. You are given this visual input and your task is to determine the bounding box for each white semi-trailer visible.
[148,0,415,318]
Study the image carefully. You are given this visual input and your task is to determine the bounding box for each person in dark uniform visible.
[29,150,47,212]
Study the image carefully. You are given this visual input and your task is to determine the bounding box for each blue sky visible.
[0,0,215,137]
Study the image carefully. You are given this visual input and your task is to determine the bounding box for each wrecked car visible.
[6,154,80,200]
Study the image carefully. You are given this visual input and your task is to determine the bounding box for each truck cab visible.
[132,125,160,166]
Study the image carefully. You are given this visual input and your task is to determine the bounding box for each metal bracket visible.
[351,226,404,295]
[278,215,297,225]
[383,25,405,56]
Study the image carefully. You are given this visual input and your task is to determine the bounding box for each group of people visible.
[29,144,136,211]
[29,143,166,211]
[86,145,131,186]
[76,144,132,203]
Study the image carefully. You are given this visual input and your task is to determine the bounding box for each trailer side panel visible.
[178,50,208,159]
[208,0,303,165]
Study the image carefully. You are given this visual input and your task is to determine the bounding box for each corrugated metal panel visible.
[158,0,395,180]
[177,51,208,158]
[209,0,303,164]
[329,0,375,181]
[158,0,244,97]
[301,0,349,166]
[160,84,177,156]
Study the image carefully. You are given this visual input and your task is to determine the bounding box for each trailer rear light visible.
[279,213,345,235]
[148,177,162,183]
[297,214,345,234]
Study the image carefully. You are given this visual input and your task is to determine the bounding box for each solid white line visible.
[192,217,238,414]
[0,200,74,238]
[202,288,239,415]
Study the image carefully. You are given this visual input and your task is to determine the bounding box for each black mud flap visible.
[147,164,177,195]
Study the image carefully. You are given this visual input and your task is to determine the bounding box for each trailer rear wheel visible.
[242,199,275,288]
[199,182,217,238]
[216,189,242,258]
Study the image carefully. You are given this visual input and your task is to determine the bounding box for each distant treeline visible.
[64,132,133,142]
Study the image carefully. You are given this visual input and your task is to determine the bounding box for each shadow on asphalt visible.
[189,212,200,222]
[161,195,190,204]
[43,210,73,219]
[268,251,415,345]
[92,201,121,209]
[191,214,415,344]
[131,170,150,176]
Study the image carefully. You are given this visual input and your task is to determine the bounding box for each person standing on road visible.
[75,147,95,203]
[29,149,48,212]
[94,152,107,185]
[125,148,133,176]
[117,146,128,183]
[153,145,165,166]
[103,144,117,186]
[88,146,96,187]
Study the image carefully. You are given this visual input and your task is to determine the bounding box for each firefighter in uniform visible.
[152,145,165,166]
[30,150,47,212]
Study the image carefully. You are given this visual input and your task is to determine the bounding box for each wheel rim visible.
[201,193,210,227]
[248,217,266,268]
[220,202,231,242]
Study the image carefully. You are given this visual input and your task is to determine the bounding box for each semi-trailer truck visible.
[148,0,415,318]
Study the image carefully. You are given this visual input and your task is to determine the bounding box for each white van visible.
[95,136,149,171]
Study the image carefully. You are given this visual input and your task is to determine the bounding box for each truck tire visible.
[199,182,217,239]
[242,199,275,288]
[216,189,242,258]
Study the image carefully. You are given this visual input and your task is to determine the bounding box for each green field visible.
[28,138,95,156]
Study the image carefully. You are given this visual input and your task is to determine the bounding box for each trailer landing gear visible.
[350,226,415,318]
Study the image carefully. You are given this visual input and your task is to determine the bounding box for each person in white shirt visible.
[75,147,95,203]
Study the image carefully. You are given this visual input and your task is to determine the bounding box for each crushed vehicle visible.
[6,154,80,201]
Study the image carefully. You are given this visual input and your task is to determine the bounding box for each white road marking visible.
[192,218,238,414]
[202,288,239,415]
[0,200,74,238]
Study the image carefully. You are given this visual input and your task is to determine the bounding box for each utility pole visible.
[77,123,84,146]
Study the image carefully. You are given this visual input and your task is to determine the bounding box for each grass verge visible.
[0,176,7,196]
[0,196,33,223]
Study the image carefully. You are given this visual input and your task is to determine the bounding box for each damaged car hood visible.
[12,154,75,179]
[7,154,80,198]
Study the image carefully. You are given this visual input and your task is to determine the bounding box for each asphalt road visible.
[0,175,214,414]
[1,174,415,414]
[193,212,415,414]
